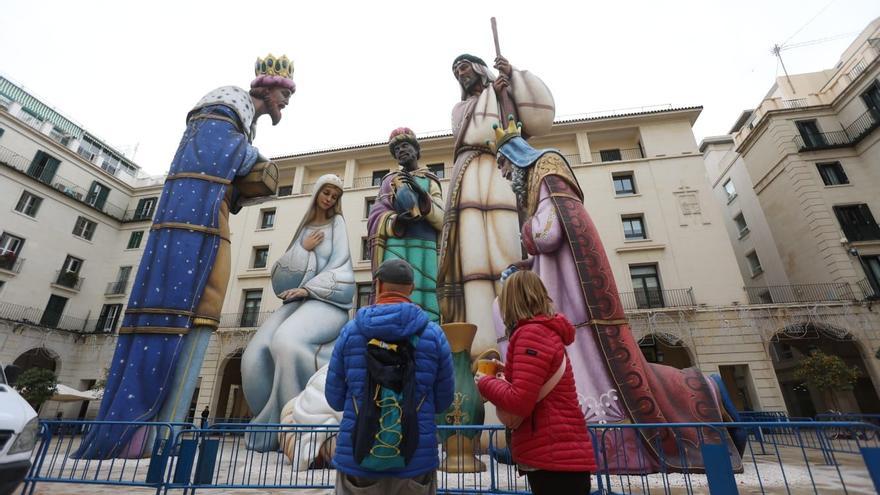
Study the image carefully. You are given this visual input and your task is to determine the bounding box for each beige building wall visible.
[704,17,880,292]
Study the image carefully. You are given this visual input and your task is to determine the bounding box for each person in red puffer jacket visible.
[476,270,595,495]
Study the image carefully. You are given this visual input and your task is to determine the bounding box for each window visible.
[622,215,646,240]
[240,289,262,327]
[861,80,880,117]
[834,204,880,241]
[816,162,848,186]
[361,237,370,261]
[40,294,68,328]
[62,255,83,274]
[795,120,825,148]
[14,191,42,217]
[127,230,144,249]
[133,197,157,220]
[85,181,110,209]
[95,304,123,333]
[364,197,376,218]
[0,128,4,139]
[277,185,293,197]
[0,233,24,256]
[27,151,60,183]
[746,251,763,276]
[101,154,121,175]
[252,246,269,269]
[107,266,131,295]
[72,216,97,241]
[372,170,389,187]
[427,163,445,179]
[861,255,880,297]
[260,208,276,229]
[77,138,101,162]
[723,179,737,201]
[600,149,622,162]
[733,213,749,238]
[612,172,636,195]
[356,283,373,309]
[0,233,24,271]
[630,264,663,309]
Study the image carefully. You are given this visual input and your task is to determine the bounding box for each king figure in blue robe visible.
[74,55,295,458]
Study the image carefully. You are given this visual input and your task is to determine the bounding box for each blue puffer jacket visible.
[325,301,454,478]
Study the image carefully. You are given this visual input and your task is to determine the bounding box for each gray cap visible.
[375,258,414,285]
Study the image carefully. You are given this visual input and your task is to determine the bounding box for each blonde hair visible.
[498,271,555,332]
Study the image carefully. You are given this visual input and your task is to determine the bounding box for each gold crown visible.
[255,54,293,79]
[487,115,522,153]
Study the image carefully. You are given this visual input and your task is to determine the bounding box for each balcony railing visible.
[844,109,880,142]
[0,255,23,274]
[793,131,851,151]
[591,148,644,163]
[618,288,695,311]
[217,311,273,329]
[122,207,154,222]
[0,144,128,220]
[105,280,128,296]
[858,279,880,300]
[781,98,808,109]
[352,177,379,189]
[794,110,879,152]
[0,300,101,333]
[54,270,84,291]
[744,283,856,304]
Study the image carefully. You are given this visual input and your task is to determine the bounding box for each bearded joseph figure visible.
[492,119,743,474]
[75,55,294,459]
[439,54,554,356]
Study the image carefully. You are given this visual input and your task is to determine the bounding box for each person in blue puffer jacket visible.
[325,258,454,494]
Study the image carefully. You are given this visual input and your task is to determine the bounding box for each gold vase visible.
[437,323,486,473]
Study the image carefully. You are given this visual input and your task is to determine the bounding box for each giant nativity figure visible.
[75,54,295,459]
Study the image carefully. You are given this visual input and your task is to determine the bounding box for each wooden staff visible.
[492,17,527,256]
[490,17,518,124]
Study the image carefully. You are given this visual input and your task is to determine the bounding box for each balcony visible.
[744,283,856,304]
[217,310,272,329]
[0,144,128,220]
[352,176,378,189]
[105,280,128,296]
[591,147,644,163]
[858,279,880,301]
[54,270,84,291]
[0,300,99,333]
[618,288,695,311]
[0,254,23,274]
[122,207,154,222]
[793,109,879,152]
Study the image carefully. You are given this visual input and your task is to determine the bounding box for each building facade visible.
[702,18,880,416]
[3,29,880,422]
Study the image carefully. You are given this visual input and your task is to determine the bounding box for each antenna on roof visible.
[770,44,796,94]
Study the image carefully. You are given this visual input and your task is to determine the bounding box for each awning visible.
[49,384,102,402]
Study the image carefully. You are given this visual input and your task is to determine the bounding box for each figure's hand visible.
[396,211,418,224]
[493,75,510,94]
[494,56,512,77]
[474,371,487,384]
[278,288,308,301]
[500,264,519,282]
[302,230,324,251]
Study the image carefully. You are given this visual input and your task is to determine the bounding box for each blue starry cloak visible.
[75,89,260,458]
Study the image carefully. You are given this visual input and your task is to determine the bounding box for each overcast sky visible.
[1,0,878,175]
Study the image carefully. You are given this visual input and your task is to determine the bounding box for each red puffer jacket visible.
[478,314,596,472]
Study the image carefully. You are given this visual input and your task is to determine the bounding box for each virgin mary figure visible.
[241,174,355,451]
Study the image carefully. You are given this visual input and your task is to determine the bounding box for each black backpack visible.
[352,328,424,471]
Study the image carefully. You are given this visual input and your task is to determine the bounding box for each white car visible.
[0,365,39,495]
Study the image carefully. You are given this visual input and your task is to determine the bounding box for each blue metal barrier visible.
[19,420,880,495]
[19,420,193,495]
